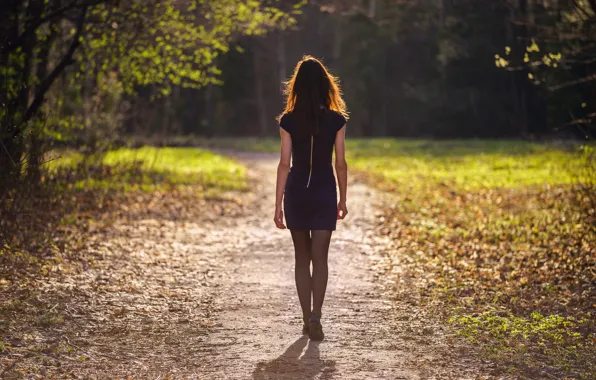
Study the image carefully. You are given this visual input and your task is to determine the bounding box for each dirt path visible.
[197,154,494,380]
[2,154,496,379]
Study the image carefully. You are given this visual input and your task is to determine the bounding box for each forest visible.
[1,0,595,379]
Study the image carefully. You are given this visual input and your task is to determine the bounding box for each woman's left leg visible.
[310,230,332,318]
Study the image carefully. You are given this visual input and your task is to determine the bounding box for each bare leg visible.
[310,230,332,318]
[290,230,312,324]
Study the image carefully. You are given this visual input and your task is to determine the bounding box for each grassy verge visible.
[46,146,247,194]
[348,139,594,379]
[348,139,582,188]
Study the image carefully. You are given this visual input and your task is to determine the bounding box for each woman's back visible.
[280,109,346,190]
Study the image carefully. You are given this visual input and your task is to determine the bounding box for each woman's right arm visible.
[274,128,292,229]
[334,125,348,219]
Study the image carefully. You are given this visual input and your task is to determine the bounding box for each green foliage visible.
[450,311,588,346]
[104,147,247,190]
[82,0,297,96]
[0,0,299,194]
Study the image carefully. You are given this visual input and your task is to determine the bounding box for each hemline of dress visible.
[285,225,337,231]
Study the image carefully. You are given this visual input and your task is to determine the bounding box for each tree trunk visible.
[512,0,530,136]
[28,13,59,181]
[277,31,286,87]
[253,42,268,136]
[377,44,387,136]
[332,14,342,65]
[205,84,215,137]
[1,1,32,182]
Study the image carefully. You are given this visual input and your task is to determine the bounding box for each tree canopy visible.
[0,0,298,183]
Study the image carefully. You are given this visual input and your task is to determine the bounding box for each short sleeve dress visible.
[279,109,347,231]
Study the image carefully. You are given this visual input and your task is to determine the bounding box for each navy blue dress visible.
[280,109,347,231]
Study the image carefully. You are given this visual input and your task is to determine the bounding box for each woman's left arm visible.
[274,128,292,229]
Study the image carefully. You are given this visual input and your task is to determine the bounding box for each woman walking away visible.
[273,56,349,341]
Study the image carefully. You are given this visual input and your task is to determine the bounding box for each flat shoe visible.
[309,320,324,341]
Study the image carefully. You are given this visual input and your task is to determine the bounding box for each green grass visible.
[450,311,593,377]
[348,139,585,190]
[45,147,247,193]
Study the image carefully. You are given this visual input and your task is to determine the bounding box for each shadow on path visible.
[252,337,336,379]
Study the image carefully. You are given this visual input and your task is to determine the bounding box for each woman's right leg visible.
[290,230,312,324]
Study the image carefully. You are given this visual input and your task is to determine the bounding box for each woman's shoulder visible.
[280,111,294,122]
[326,109,347,129]
[279,112,295,133]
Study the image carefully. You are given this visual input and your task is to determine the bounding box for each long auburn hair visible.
[277,55,348,135]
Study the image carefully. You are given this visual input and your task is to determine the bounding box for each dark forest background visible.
[1,0,595,187]
[135,0,596,139]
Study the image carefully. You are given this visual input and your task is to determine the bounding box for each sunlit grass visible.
[449,311,592,375]
[44,147,247,193]
[104,147,246,189]
[348,139,584,190]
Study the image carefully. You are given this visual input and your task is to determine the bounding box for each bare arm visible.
[335,125,348,219]
[274,128,292,229]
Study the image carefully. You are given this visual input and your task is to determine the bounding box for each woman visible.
[273,56,349,341]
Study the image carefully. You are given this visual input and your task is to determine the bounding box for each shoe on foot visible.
[309,319,324,341]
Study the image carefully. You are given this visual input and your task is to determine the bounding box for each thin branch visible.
[0,138,16,166]
[571,0,594,20]
[564,113,596,126]
[549,74,596,91]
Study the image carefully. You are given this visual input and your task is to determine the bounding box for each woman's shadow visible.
[252,336,336,379]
